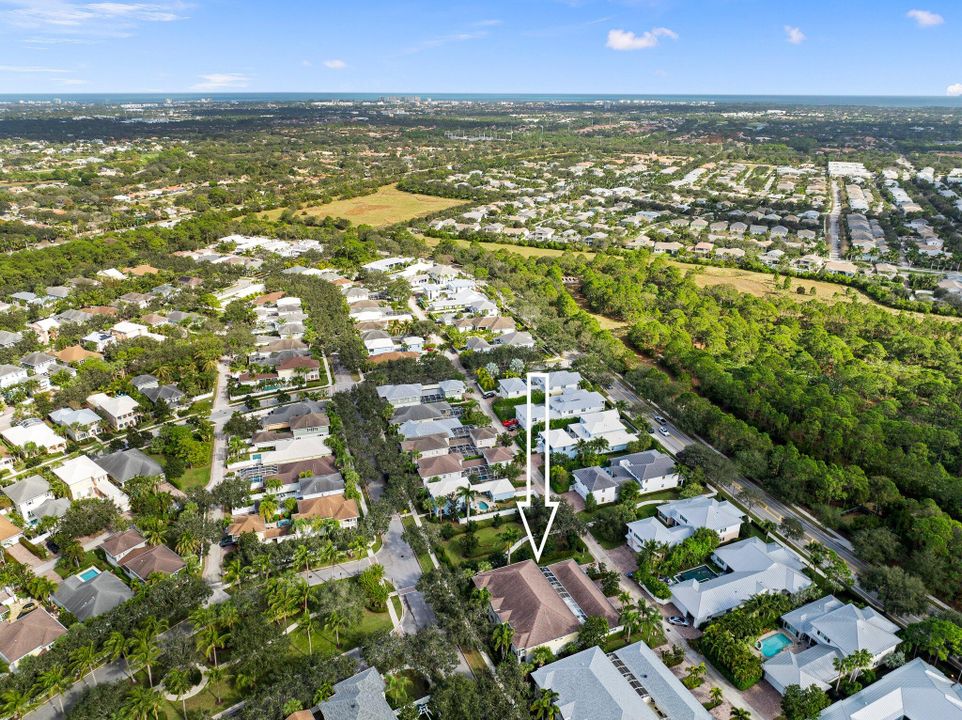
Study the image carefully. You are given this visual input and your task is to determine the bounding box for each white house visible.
[1,420,67,455]
[48,407,103,441]
[53,455,130,511]
[609,450,681,494]
[86,393,140,430]
[764,595,901,695]
[670,538,811,626]
[626,496,744,552]
[2,475,54,522]
[0,364,28,389]
[567,410,637,452]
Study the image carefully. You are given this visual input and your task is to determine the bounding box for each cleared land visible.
[260,184,466,226]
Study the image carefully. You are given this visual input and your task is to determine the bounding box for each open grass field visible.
[261,184,467,226]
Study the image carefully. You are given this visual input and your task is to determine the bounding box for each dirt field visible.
[260,184,466,226]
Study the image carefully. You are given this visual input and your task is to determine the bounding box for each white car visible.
[658,426,670,437]
[667,616,689,626]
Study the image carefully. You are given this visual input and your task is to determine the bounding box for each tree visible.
[584,492,597,513]
[860,565,929,615]
[492,622,515,660]
[164,667,193,720]
[456,485,478,520]
[385,673,413,706]
[779,517,805,541]
[325,609,348,648]
[730,709,752,720]
[620,605,641,641]
[120,685,164,720]
[299,611,320,655]
[781,684,831,720]
[530,646,555,668]
[34,664,70,716]
[576,615,610,650]
[128,632,162,687]
[530,688,561,720]
[104,630,132,681]
[0,689,30,720]
[902,617,962,662]
[69,642,100,685]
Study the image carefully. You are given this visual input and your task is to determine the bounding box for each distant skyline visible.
[0,0,958,96]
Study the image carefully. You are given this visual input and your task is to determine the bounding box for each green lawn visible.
[436,519,524,566]
[162,676,242,719]
[603,625,667,652]
[176,462,212,491]
[288,608,393,657]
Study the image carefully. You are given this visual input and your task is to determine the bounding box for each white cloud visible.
[57,77,89,85]
[0,1,187,39]
[606,27,677,51]
[190,73,249,91]
[784,25,806,44]
[323,59,346,70]
[474,19,502,27]
[907,9,944,27]
[0,64,71,72]
[403,30,488,54]
[301,59,312,67]
[947,83,962,96]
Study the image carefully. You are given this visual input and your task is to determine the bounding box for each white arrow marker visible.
[518,371,559,562]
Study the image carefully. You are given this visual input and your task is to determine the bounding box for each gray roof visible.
[820,658,962,720]
[612,450,677,482]
[299,473,345,496]
[533,645,658,720]
[614,641,714,720]
[34,497,71,520]
[130,374,158,390]
[3,475,50,505]
[573,466,624,493]
[53,571,133,621]
[259,400,326,428]
[93,449,164,484]
[391,402,450,424]
[142,385,185,404]
[316,667,395,720]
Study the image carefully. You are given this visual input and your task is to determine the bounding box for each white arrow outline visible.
[518,371,559,562]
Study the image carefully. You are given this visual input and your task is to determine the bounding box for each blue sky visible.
[0,0,959,95]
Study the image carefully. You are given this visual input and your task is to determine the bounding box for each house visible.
[20,352,56,375]
[400,434,449,459]
[472,559,619,660]
[818,658,962,720]
[567,410,638,452]
[626,496,744,552]
[532,641,712,720]
[259,401,328,433]
[519,388,606,430]
[376,383,422,408]
[93,449,164,485]
[48,407,102,441]
[53,455,130,511]
[54,345,102,364]
[0,608,66,670]
[0,330,22,349]
[0,515,23,548]
[213,278,266,306]
[227,514,267,542]
[572,466,625,505]
[293,494,359,529]
[764,595,901,694]
[100,530,148,566]
[52,570,133,621]
[823,259,858,277]
[609,450,681,494]
[86,393,140,430]
[289,413,330,438]
[670,538,811,626]
[2,420,67,455]
[120,544,186,582]
[299,473,345,499]
[468,427,498,449]
[2,475,54,522]
[493,331,535,349]
[316,667,395,720]
[532,371,582,395]
[498,377,527,398]
[141,384,186,408]
[0,364,28,389]
[417,454,466,497]
[83,331,115,352]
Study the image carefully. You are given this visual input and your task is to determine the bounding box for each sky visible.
[0,0,960,96]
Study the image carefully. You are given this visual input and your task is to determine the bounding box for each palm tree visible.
[530,688,560,720]
[530,646,555,668]
[299,611,320,655]
[325,609,347,648]
[104,630,132,681]
[164,667,193,719]
[730,708,752,720]
[0,689,31,720]
[471,586,492,608]
[69,643,100,685]
[175,530,201,558]
[620,605,641,641]
[128,634,161,687]
[139,518,167,546]
[456,485,479,520]
[198,624,228,667]
[350,534,370,566]
[120,685,164,720]
[258,496,278,523]
[223,557,246,585]
[384,673,412,706]
[499,526,521,561]
[216,601,240,632]
[33,664,70,715]
[292,544,313,576]
[638,601,662,641]
[709,686,723,706]
[492,622,515,660]
[205,664,226,704]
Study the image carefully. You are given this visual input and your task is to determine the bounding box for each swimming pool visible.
[478,501,490,511]
[757,632,793,658]
[676,565,718,583]
[78,567,101,583]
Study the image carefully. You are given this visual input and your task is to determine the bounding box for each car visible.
[219,536,236,547]
[502,418,519,428]
[654,415,666,424]
[667,616,689,626]
[658,426,670,437]
[647,425,656,434]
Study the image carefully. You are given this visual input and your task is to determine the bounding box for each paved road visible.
[203,360,232,588]
[827,179,843,259]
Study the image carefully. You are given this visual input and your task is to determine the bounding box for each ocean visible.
[1,93,961,108]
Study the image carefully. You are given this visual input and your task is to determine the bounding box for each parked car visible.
[502,418,519,429]
[667,616,689,626]
[219,536,236,547]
